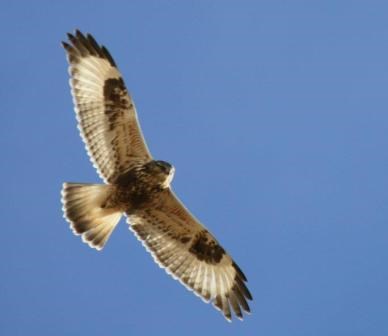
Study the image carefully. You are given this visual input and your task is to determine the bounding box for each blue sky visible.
[1,1,388,335]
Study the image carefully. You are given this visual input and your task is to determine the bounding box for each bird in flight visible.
[61,30,252,321]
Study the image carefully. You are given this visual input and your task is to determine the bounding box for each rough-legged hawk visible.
[61,30,252,321]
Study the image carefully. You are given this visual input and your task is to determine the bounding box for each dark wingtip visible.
[101,45,116,67]
[235,275,253,301]
[75,29,88,42]
[232,261,247,282]
[86,33,96,41]
[246,285,253,300]
[245,287,253,301]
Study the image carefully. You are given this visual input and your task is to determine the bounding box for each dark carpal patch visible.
[189,231,225,264]
[103,77,130,130]
[104,78,126,104]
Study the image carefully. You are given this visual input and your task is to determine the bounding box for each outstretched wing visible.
[63,30,152,183]
[126,189,252,321]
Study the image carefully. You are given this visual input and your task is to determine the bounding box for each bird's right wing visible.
[63,30,152,183]
[126,188,252,321]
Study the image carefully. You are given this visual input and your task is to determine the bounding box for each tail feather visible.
[61,182,122,250]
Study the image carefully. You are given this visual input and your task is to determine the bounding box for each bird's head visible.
[143,160,175,189]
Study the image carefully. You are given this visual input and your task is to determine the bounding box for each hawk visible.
[61,30,252,321]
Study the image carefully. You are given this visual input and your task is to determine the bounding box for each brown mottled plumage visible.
[61,30,252,321]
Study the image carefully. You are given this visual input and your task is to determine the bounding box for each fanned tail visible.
[61,183,122,250]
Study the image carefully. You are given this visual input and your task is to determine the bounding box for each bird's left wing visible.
[126,189,252,321]
[63,30,152,183]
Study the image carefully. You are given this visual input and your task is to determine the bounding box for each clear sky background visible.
[1,1,388,335]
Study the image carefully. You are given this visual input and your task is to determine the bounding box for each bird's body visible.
[61,30,252,321]
[108,160,175,213]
